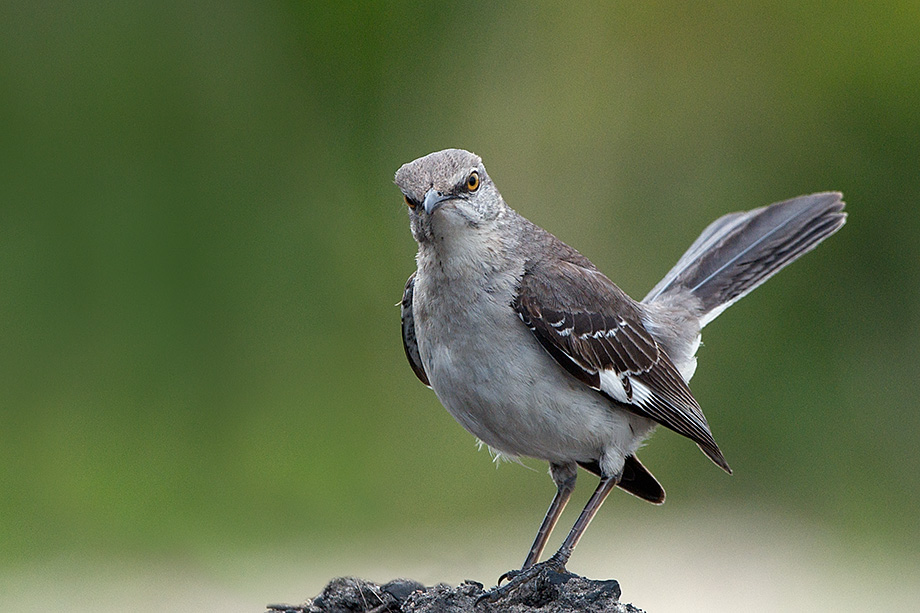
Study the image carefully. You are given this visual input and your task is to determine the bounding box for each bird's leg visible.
[480,473,619,604]
[520,462,577,570]
[548,473,618,567]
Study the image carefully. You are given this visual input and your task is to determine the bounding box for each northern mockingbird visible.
[395,148,845,598]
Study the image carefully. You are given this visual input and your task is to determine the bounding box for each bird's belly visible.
[420,311,653,467]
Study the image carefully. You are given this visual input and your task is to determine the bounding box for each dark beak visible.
[423,188,453,215]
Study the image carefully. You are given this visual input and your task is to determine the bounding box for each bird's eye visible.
[466,171,480,192]
[404,194,416,209]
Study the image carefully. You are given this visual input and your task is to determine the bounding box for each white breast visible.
[412,250,656,477]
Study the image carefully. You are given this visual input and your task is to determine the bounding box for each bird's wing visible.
[401,272,430,387]
[514,259,730,473]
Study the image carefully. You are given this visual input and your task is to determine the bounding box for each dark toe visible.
[497,568,522,585]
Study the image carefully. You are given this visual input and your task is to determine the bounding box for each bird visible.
[394,148,845,599]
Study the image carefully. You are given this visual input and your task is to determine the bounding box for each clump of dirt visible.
[267,568,644,612]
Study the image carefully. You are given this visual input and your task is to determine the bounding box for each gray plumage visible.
[394,148,845,586]
[645,192,848,327]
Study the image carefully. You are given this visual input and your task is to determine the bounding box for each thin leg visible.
[550,474,618,565]
[480,473,620,603]
[521,462,577,569]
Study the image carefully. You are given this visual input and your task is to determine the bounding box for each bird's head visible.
[394,149,506,245]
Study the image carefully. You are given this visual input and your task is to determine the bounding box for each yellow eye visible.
[404,194,416,209]
[467,171,480,192]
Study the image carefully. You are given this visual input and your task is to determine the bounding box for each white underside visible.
[414,255,657,478]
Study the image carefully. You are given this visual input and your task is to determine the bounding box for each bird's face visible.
[394,149,504,245]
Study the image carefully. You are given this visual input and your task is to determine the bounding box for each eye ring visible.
[404,194,416,209]
[466,171,480,192]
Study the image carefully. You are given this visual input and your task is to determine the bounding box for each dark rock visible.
[267,569,644,613]
[382,579,426,602]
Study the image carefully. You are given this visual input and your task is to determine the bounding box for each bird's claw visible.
[496,568,522,585]
[475,555,569,606]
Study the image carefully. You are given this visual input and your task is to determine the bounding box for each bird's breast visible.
[410,266,650,467]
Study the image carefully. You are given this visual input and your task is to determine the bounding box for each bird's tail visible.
[644,192,846,327]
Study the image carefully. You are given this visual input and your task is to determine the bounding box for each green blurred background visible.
[2,2,919,610]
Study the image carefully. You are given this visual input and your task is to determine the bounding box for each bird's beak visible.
[423,188,452,215]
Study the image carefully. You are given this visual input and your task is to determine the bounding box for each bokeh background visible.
[2,2,919,611]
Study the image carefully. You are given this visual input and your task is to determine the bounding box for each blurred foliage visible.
[1,1,918,566]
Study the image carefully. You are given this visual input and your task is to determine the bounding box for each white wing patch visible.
[599,369,631,404]
[629,378,656,406]
[599,370,660,415]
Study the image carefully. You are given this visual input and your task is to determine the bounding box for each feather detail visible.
[401,272,430,387]
[514,259,731,473]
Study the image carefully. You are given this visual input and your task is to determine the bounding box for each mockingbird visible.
[395,149,845,598]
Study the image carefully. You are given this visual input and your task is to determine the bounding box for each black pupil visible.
[469,174,477,188]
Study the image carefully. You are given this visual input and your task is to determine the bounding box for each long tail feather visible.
[644,192,846,327]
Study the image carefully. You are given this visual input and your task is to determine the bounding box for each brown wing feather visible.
[514,259,730,473]
[401,272,430,387]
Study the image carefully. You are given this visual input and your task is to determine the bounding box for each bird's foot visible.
[476,553,574,606]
